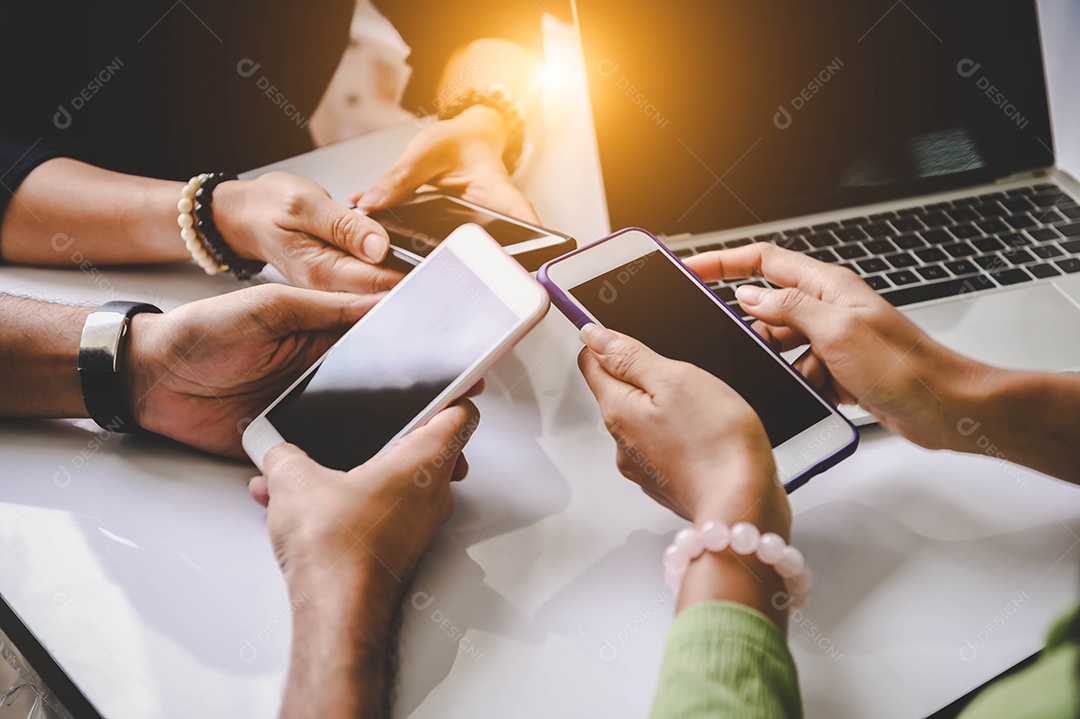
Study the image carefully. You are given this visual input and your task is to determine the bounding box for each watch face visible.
[79,311,130,373]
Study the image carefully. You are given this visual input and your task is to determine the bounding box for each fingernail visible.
[362,232,389,262]
[579,323,618,355]
[356,191,383,210]
[735,285,766,306]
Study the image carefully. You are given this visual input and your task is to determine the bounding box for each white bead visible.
[177,197,193,213]
[185,239,201,253]
[729,523,761,555]
[182,184,197,199]
[177,213,193,229]
[756,533,787,565]
[203,264,217,275]
[180,227,197,242]
[674,528,705,558]
[776,546,806,579]
[663,544,691,574]
[700,521,731,552]
[788,567,813,595]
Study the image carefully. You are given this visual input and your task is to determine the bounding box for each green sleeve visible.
[650,601,803,719]
[958,602,1080,719]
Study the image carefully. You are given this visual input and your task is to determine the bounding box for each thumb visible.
[251,285,382,336]
[580,324,667,392]
[263,443,325,499]
[735,285,830,339]
[355,147,443,211]
[304,195,391,264]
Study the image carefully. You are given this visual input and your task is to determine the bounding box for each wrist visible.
[685,456,790,537]
[122,313,166,434]
[208,180,261,261]
[453,105,511,153]
[934,355,1006,454]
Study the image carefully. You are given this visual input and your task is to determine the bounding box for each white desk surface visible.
[4,7,1080,718]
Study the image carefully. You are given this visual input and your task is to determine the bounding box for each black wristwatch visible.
[78,301,162,433]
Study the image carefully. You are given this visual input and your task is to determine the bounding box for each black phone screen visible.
[569,250,830,446]
[368,197,548,258]
[267,249,519,471]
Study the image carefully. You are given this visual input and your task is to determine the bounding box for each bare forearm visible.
[281,566,400,719]
[0,295,91,417]
[437,39,540,115]
[952,368,1080,485]
[0,158,187,265]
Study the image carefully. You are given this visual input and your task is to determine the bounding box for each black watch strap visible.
[78,300,162,433]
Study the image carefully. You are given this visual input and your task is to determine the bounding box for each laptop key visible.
[1059,206,1080,219]
[974,255,1006,271]
[698,243,723,252]
[1003,249,1037,265]
[835,244,868,260]
[890,217,923,233]
[881,275,995,307]
[810,222,839,231]
[1001,198,1033,212]
[917,264,949,281]
[725,238,753,248]
[949,224,981,239]
[864,238,898,254]
[1060,225,1080,238]
[975,219,1009,234]
[895,234,926,249]
[944,242,977,258]
[808,249,839,263]
[945,208,980,222]
[1029,263,1062,279]
[780,237,810,251]
[887,270,919,286]
[971,203,1006,218]
[973,237,1005,252]
[1059,239,1080,254]
[858,258,890,273]
[1057,258,1080,273]
[806,232,837,248]
[712,286,737,302]
[1030,194,1065,207]
[1034,208,1066,225]
[865,223,895,238]
[835,227,868,243]
[915,247,948,262]
[869,211,897,221]
[864,275,890,290]
[989,268,1033,285]
[921,229,953,245]
[926,201,953,210]
[945,259,979,275]
[840,216,869,227]
[1005,214,1037,229]
[674,248,697,258]
[1028,228,1060,242]
[1032,245,1064,259]
[1033,183,1059,192]
[921,213,951,228]
[885,252,918,268]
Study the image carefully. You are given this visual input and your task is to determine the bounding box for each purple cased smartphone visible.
[537,227,859,492]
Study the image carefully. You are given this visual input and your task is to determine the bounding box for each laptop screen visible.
[575,0,1054,236]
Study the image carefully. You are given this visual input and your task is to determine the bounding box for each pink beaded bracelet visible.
[663,521,812,607]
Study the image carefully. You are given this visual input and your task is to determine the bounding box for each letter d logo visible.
[773,105,792,130]
[598,280,618,304]
[956,58,981,78]
[53,104,72,130]
[236,58,261,78]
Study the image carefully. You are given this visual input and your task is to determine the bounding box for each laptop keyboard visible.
[674,182,1080,316]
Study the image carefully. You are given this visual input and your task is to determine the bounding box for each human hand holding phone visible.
[577,324,790,535]
[684,243,989,451]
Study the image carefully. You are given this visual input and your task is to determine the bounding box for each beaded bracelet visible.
[437,84,526,172]
[663,521,812,608]
[177,172,266,281]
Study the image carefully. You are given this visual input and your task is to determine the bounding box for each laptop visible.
[573,0,1080,422]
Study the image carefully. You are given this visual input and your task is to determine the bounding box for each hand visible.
[126,284,382,457]
[578,324,790,538]
[684,243,992,450]
[351,106,539,223]
[252,402,479,587]
[213,172,404,293]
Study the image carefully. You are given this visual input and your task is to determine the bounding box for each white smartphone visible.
[538,228,858,490]
[242,224,549,472]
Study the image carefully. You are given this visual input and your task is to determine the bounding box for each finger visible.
[463,378,486,398]
[451,454,469,482]
[579,323,670,393]
[749,319,808,353]
[355,140,447,211]
[383,400,481,472]
[247,475,270,507]
[470,178,540,224]
[246,284,383,336]
[304,194,391,263]
[263,443,328,498]
[285,243,403,294]
[792,349,829,390]
[735,285,833,341]
[685,243,862,298]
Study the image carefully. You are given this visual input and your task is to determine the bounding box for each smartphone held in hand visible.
[243,224,549,471]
